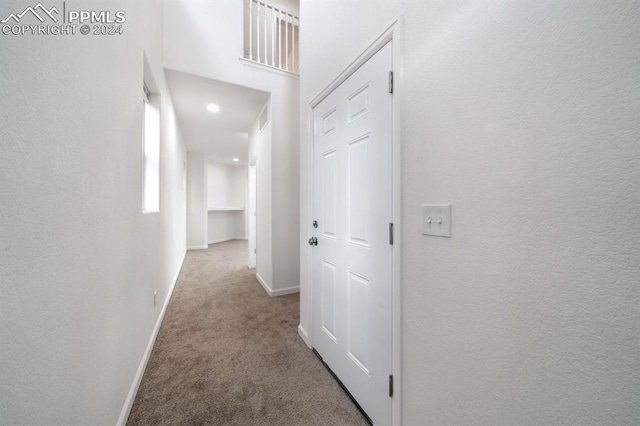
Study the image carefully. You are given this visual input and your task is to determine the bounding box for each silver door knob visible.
[308,237,318,246]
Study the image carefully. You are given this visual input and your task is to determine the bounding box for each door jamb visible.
[302,19,403,426]
[248,158,257,268]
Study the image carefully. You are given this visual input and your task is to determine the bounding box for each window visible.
[142,83,160,213]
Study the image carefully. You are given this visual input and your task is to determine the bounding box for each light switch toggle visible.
[422,204,451,237]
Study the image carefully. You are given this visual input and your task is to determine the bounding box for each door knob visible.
[308,237,318,246]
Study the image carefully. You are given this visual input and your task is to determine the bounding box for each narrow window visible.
[142,83,160,213]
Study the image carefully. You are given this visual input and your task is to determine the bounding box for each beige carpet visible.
[127,240,369,426]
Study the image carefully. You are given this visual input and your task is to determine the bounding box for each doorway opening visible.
[167,69,270,274]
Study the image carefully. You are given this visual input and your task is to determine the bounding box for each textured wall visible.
[300,1,640,424]
[0,0,187,423]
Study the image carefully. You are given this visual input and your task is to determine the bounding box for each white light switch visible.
[422,204,451,237]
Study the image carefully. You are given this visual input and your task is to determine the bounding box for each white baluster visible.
[263,3,268,64]
[271,7,275,67]
[278,9,282,69]
[292,17,297,73]
[256,2,260,63]
[248,0,253,60]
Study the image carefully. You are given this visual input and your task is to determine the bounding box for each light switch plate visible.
[422,204,451,237]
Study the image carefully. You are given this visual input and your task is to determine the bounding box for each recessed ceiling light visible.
[207,104,220,113]
[233,158,239,162]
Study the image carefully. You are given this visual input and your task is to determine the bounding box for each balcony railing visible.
[244,0,299,75]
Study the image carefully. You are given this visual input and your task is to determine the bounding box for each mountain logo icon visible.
[1,3,59,24]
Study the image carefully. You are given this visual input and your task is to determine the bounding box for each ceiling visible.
[165,69,269,165]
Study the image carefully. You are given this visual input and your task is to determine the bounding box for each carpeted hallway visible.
[127,240,369,425]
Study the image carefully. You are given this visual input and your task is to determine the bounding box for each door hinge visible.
[389,374,394,397]
[389,223,394,245]
[389,71,394,94]
[254,248,257,254]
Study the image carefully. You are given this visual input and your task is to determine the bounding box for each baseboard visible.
[187,245,208,250]
[116,249,186,426]
[271,285,300,297]
[256,273,299,297]
[298,324,311,348]
[256,273,271,295]
[208,237,233,244]
[207,236,247,245]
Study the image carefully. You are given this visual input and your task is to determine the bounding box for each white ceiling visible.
[165,69,269,165]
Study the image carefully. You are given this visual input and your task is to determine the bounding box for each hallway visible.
[1,1,638,424]
[127,240,368,425]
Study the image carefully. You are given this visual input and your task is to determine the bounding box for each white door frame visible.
[248,159,257,268]
[302,19,403,426]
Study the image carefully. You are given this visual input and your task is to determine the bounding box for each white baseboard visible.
[116,249,186,426]
[256,273,270,294]
[207,236,247,245]
[256,273,299,297]
[208,237,233,245]
[187,245,208,250]
[298,324,311,348]
[271,285,300,297]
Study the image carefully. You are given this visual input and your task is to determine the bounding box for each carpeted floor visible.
[127,240,369,426]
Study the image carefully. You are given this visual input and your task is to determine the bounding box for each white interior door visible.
[311,41,393,425]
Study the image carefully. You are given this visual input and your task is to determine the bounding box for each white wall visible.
[187,152,207,249]
[207,161,246,208]
[300,1,640,424]
[208,211,246,243]
[165,0,300,292]
[0,0,187,423]
[248,106,273,287]
[207,160,247,243]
